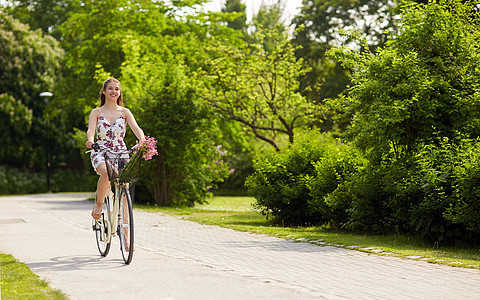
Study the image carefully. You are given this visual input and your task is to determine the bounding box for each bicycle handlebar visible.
[86,143,138,155]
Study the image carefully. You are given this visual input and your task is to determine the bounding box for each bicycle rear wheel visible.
[119,185,134,264]
[93,194,111,257]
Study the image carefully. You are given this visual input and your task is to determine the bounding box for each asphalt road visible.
[1,193,479,300]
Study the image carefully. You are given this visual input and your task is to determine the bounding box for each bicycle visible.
[87,143,141,264]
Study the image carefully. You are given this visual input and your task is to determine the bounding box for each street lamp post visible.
[39,92,53,192]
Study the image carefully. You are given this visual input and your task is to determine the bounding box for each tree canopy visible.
[200,29,314,151]
[329,0,480,157]
[0,12,64,167]
[4,0,80,40]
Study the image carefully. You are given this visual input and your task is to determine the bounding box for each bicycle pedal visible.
[92,219,100,231]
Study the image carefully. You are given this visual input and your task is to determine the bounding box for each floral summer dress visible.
[90,107,128,173]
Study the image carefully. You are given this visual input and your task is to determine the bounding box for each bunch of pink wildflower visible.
[135,136,158,161]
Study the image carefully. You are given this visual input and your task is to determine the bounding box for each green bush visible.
[246,131,365,225]
[326,137,480,243]
[308,143,366,226]
[0,166,44,194]
[402,139,457,242]
[247,131,480,243]
[50,168,93,192]
[446,139,480,233]
[326,155,406,233]
[408,137,480,242]
[0,165,91,195]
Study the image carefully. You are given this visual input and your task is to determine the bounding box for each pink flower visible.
[135,136,158,161]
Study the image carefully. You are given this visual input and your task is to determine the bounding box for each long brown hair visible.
[98,78,124,107]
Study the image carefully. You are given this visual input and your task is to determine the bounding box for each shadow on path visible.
[28,255,126,272]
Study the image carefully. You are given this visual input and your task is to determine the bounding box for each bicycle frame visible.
[102,185,119,244]
[109,180,128,240]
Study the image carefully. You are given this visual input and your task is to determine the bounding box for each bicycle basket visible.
[104,152,130,182]
[117,151,142,183]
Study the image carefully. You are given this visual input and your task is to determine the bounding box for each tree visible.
[292,0,398,109]
[200,29,314,152]
[249,0,287,52]
[0,12,64,167]
[56,0,226,125]
[0,94,33,163]
[124,57,229,206]
[326,0,480,240]
[58,0,235,205]
[328,0,480,157]
[294,0,396,51]
[222,0,247,32]
[252,0,286,32]
[117,22,234,205]
[3,0,80,40]
[55,0,201,149]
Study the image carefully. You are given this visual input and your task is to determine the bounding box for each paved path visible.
[0,193,479,300]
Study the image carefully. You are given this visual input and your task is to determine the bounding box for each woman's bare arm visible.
[85,109,99,148]
[124,108,145,142]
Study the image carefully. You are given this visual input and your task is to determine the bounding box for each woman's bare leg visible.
[92,163,109,219]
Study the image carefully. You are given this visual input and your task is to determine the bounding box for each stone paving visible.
[1,193,480,299]
[136,209,480,299]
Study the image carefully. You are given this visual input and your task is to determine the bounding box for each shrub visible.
[50,168,92,192]
[446,139,480,233]
[326,155,408,233]
[409,137,480,241]
[0,165,91,195]
[246,131,365,225]
[308,143,366,226]
[329,137,480,243]
[0,166,44,194]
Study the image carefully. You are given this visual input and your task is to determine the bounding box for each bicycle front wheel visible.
[93,194,111,257]
[119,185,134,264]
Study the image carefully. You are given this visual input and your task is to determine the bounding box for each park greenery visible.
[0,253,67,299]
[1,0,480,245]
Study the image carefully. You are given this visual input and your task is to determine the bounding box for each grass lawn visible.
[0,253,67,299]
[136,196,480,269]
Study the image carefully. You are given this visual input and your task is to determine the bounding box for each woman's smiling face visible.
[104,82,121,102]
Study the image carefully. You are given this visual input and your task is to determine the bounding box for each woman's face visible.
[104,82,121,102]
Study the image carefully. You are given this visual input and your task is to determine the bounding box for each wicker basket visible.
[104,152,141,183]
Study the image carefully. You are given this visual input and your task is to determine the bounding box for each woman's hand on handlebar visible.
[85,141,100,151]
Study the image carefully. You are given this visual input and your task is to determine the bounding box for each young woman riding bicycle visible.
[85,78,145,220]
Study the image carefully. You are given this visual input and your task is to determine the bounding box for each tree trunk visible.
[153,160,170,206]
